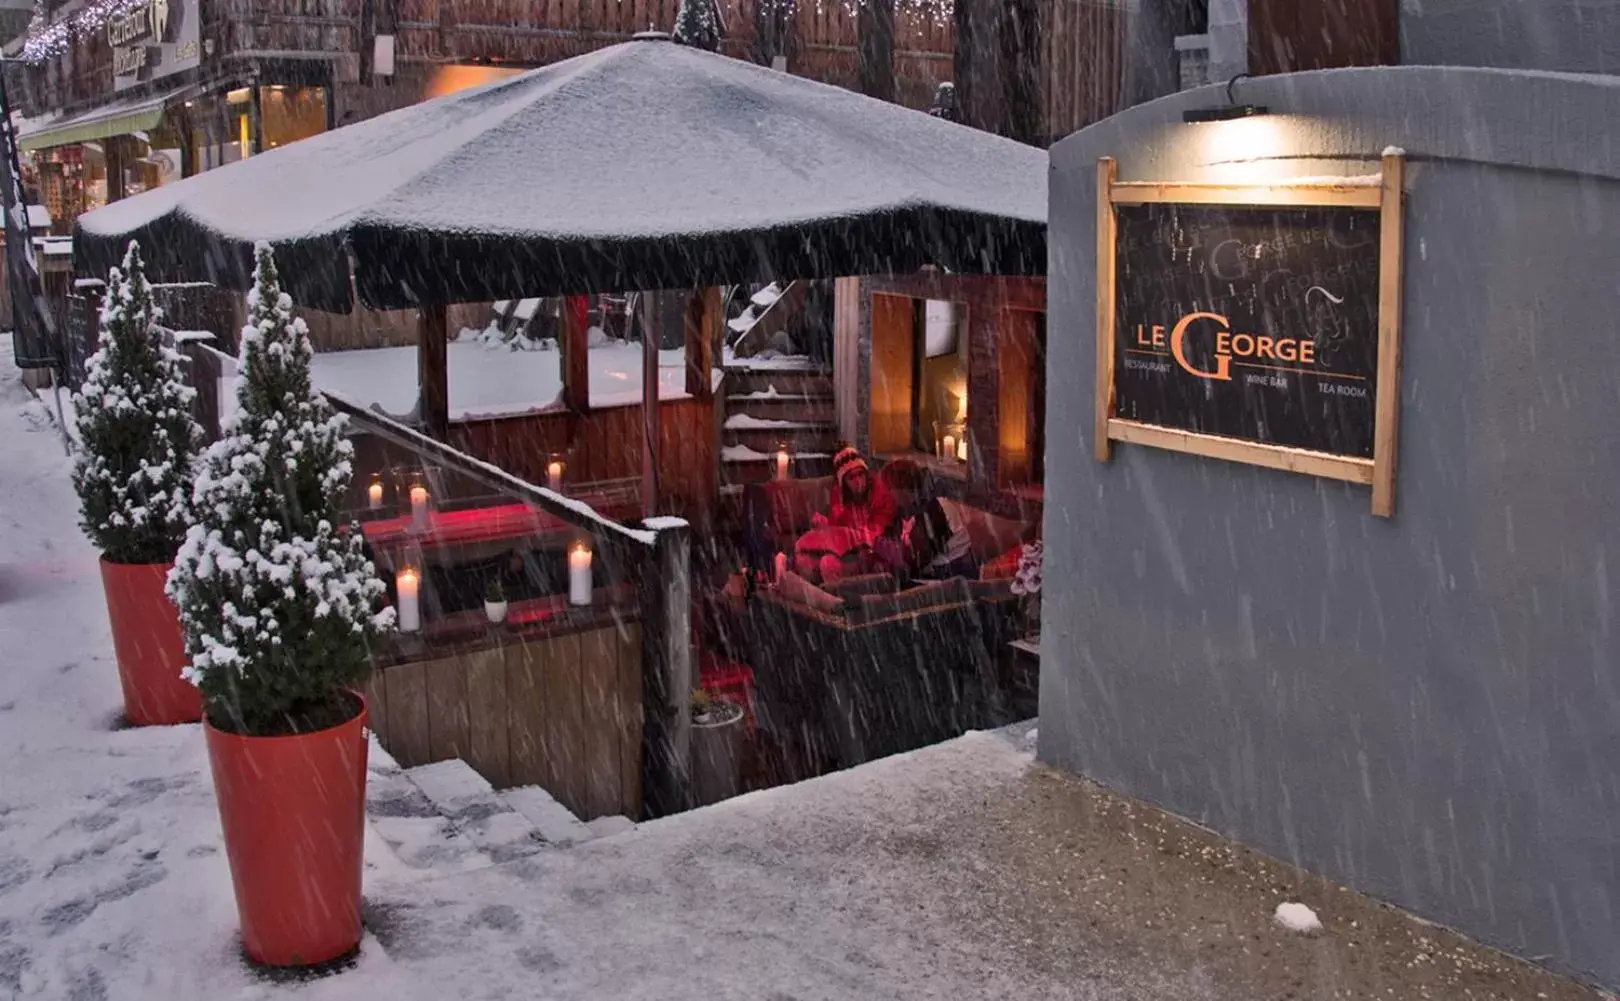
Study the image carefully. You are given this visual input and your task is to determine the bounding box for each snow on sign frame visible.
[1092,152,1407,519]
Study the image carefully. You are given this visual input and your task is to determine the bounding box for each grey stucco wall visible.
[1045,67,1620,988]
[1401,0,1620,74]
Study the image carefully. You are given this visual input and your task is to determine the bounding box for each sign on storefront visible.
[109,0,200,91]
[1093,154,1407,516]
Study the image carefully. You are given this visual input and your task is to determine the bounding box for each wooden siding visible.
[365,620,644,820]
[1042,0,1129,142]
[449,395,717,530]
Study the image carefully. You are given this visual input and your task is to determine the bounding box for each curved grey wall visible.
[1045,66,1620,988]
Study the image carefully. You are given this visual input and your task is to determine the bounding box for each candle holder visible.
[545,454,566,493]
[567,539,594,607]
[395,564,422,633]
[366,474,385,511]
[408,476,431,533]
[934,420,967,463]
[774,443,791,482]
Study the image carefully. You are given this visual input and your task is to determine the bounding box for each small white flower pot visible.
[484,600,509,625]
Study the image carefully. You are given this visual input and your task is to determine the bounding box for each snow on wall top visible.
[75,38,1046,307]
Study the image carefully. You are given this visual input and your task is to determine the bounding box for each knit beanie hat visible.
[832,445,867,488]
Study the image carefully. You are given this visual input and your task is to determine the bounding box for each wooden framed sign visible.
[1094,152,1406,517]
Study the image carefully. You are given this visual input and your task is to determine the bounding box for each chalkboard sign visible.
[1093,156,1407,517]
[1114,203,1380,457]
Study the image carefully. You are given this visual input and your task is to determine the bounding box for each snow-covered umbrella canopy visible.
[74,34,1047,313]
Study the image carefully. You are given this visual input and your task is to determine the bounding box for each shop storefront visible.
[13,0,331,233]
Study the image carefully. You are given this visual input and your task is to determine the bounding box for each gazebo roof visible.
[74,35,1047,312]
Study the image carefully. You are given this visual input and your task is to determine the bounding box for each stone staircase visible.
[365,739,638,882]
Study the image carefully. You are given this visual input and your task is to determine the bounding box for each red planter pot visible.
[204,694,369,967]
[99,559,202,726]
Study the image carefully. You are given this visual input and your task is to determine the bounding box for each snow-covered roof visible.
[73,36,1047,312]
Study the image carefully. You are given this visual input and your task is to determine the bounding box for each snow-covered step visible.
[500,785,596,847]
[722,368,833,398]
[586,815,637,840]
[723,413,832,431]
[366,744,500,875]
[750,283,784,308]
[405,759,548,864]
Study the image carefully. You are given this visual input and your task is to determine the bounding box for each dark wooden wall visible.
[1249,0,1400,75]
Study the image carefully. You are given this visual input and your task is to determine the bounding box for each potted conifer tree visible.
[168,245,392,968]
[72,241,204,726]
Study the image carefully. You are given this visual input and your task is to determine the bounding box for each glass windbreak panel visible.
[447,297,565,420]
[342,425,643,642]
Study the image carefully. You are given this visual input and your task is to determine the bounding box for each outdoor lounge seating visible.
[739,575,1005,769]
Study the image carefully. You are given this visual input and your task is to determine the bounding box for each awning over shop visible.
[19,85,193,152]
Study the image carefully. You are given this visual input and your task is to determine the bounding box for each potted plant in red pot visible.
[71,241,204,726]
[168,245,392,968]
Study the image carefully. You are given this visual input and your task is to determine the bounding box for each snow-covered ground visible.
[0,338,422,1000]
[284,340,705,423]
[0,336,1602,1001]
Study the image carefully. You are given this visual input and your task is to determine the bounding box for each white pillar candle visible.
[409,484,429,532]
[396,567,421,633]
[568,543,593,606]
[956,436,967,461]
[773,551,788,582]
[367,479,384,510]
[942,434,956,460]
[546,460,564,492]
[775,448,790,482]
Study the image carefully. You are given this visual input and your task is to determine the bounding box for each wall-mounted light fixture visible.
[1183,74,1268,123]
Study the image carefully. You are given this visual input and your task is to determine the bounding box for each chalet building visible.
[3,0,958,237]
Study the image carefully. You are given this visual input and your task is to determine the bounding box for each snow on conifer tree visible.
[168,244,392,735]
[672,0,721,51]
[72,241,201,565]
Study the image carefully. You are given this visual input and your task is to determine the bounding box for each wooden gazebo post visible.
[417,303,449,439]
[642,293,661,519]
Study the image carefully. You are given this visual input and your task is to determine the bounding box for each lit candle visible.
[367,478,383,510]
[773,552,788,582]
[396,567,421,633]
[775,447,790,482]
[942,434,956,460]
[409,484,429,532]
[568,542,593,606]
[546,460,564,492]
[956,436,967,461]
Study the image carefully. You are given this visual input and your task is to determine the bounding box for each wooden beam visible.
[1371,152,1406,518]
[417,302,448,440]
[640,521,692,817]
[1108,419,1377,485]
[1110,181,1384,209]
[562,294,590,413]
[642,292,660,519]
[684,287,717,399]
[1094,156,1117,462]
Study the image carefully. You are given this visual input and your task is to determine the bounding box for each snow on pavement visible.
[0,336,1603,1001]
[0,337,424,1001]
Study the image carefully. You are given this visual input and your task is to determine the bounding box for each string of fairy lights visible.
[16,0,958,65]
[21,0,154,63]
